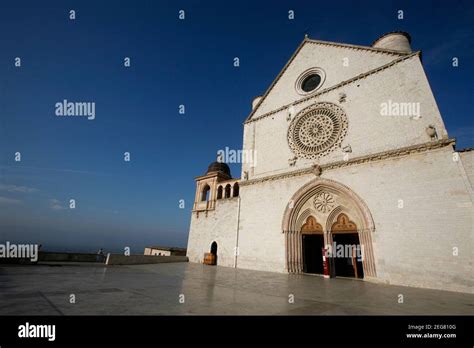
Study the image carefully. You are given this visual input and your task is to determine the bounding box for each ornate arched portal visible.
[282,178,376,278]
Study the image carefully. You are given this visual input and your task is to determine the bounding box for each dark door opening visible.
[302,234,324,274]
[210,241,218,265]
[332,233,364,278]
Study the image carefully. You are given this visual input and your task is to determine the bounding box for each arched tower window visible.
[201,184,211,201]
[233,182,239,197]
[217,186,223,199]
[224,184,231,198]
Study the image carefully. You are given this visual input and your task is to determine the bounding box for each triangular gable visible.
[246,37,411,122]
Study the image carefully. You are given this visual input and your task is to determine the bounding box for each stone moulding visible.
[245,37,411,123]
[307,39,410,56]
[313,191,335,213]
[245,51,420,125]
[240,138,455,187]
[281,177,377,276]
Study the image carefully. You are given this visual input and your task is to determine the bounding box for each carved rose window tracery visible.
[287,102,348,159]
[313,191,335,213]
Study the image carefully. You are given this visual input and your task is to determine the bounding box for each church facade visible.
[187,32,473,294]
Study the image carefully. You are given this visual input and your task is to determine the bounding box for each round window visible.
[295,68,325,95]
[287,102,348,159]
[301,74,321,92]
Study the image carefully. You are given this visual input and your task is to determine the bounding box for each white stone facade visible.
[187,33,473,294]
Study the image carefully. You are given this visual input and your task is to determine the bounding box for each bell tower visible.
[192,161,233,213]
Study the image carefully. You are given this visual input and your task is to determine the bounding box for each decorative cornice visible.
[240,138,455,187]
[306,39,409,56]
[245,51,420,125]
[245,37,412,123]
[244,38,307,123]
[194,172,241,184]
[194,172,230,181]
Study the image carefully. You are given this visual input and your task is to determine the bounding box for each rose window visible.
[287,102,348,159]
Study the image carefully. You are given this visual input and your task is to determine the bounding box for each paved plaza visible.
[0,262,472,315]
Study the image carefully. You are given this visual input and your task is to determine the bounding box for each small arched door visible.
[210,241,218,264]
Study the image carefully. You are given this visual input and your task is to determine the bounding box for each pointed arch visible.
[331,213,358,233]
[282,178,374,233]
[295,208,317,232]
[301,216,323,234]
[281,178,376,277]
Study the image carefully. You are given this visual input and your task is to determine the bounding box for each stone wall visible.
[251,40,404,118]
[187,197,239,268]
[187,37,473,294]
[242,54,447,181]
[236,146,473,293]
[460,150,474,188]
[38,252,105,263]
[105,254,188,265]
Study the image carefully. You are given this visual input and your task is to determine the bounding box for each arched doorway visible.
[301,216,324,274]
[330,213,364,279]
[282,178,376,278]
[210,241,218,264]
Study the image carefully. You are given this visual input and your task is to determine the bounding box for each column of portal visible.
[296,232,302,273]
[291,231,296,273]
[359,231,368,276]
[288,231,293,273]
[294,232,299,273]
[359,230,375,277]
[366,231,376,277]
[293,231,298,273]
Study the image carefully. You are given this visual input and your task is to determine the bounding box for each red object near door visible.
[322,248,330,278]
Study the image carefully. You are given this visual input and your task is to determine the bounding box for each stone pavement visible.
[0,262,472,315]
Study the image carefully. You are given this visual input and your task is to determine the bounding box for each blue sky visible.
[0,0,472,253]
